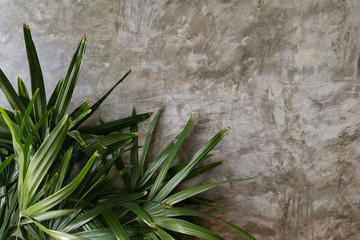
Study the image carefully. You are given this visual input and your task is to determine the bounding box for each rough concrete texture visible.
[1,0,360,239]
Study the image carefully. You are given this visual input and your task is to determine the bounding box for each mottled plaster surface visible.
[1,0,360,239]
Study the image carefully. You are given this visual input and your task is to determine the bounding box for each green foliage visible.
[0,25,256,239]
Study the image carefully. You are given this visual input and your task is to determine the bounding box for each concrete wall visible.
[1,0,360,239]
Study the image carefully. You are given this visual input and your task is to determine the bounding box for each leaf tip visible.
[23,23,29,29]
[150,223,157,230]
[83,35,87,42]
[67,114,73,122]
[221,160,227,164]
[128,69,132,74]
[226,126,231,131]
[149,112,153,117]
[59,77,64,82]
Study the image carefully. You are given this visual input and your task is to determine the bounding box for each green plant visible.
[0,24,256,240]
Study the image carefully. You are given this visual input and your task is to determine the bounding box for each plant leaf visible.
[79,112,152,135]
[154,217,223,240]
[147,111,196,201]
[153,127,230,203]
[103,210,129,240]
[154,227,175,239]
[19,88,39,140]
[53,147,73,193]
[70,100,90,120]
[17,77,30,106]
[118,202,155,229]
[67,130,86,146]
[0,154,14,174]
[31,218,87,240]
[0,69,26,112]
[23,150,98,216]
[137,108,161,184]
[130,107,139,190]
[20,209,75,224]
[22,115,71,209]
[163,177,257,206]
[48,78,64,109]
[23,24,48,137]
[161,207,256,240]
[73,69,131,128]
[52,36,87,125]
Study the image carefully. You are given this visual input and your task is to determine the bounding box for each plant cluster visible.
[0,24,256,240]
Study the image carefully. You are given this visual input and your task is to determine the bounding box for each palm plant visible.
[0,24,256,239]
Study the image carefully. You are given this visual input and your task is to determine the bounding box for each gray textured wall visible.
[1,0,360,239]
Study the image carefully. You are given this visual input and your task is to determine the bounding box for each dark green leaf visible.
[74,69,131,128]
[0,69,26,112]
[79,112,152,135]
[23,24,48,137]
[17,77,30,106]
[48,78,64,109]
[53,36,87,125]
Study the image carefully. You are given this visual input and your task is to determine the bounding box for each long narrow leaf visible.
[0,154,14,174]
[23,24,48,137]
[75,228,116,240]
[67,130,86,146]
[81,132,138,156]
[23,151,98,216]
[79,112,152,135]
[137,108,161,182]
[70,109,92,130]
[153,127,230,203]
[154,227,175,239]
[21,209,75,224]
[118,202,155,229]
[188,197,233,214]
[0,69,26,112]
[163,177,257,206]
[48,78,63,109]
[103,210,129,240]
[154,217,223,240]
[162,207,256,240]
[17,77,30,106]
[23,115,71,209]
[0,107,24,208]
[147,111,196,201]
[130,107,139,190]
[74,69,131,128]
[53,36,87,125]
[70,100,90,120]
[138,140,175,188]
[32,218,87,240]
[53,147,73,193]
[19,88,39,139]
